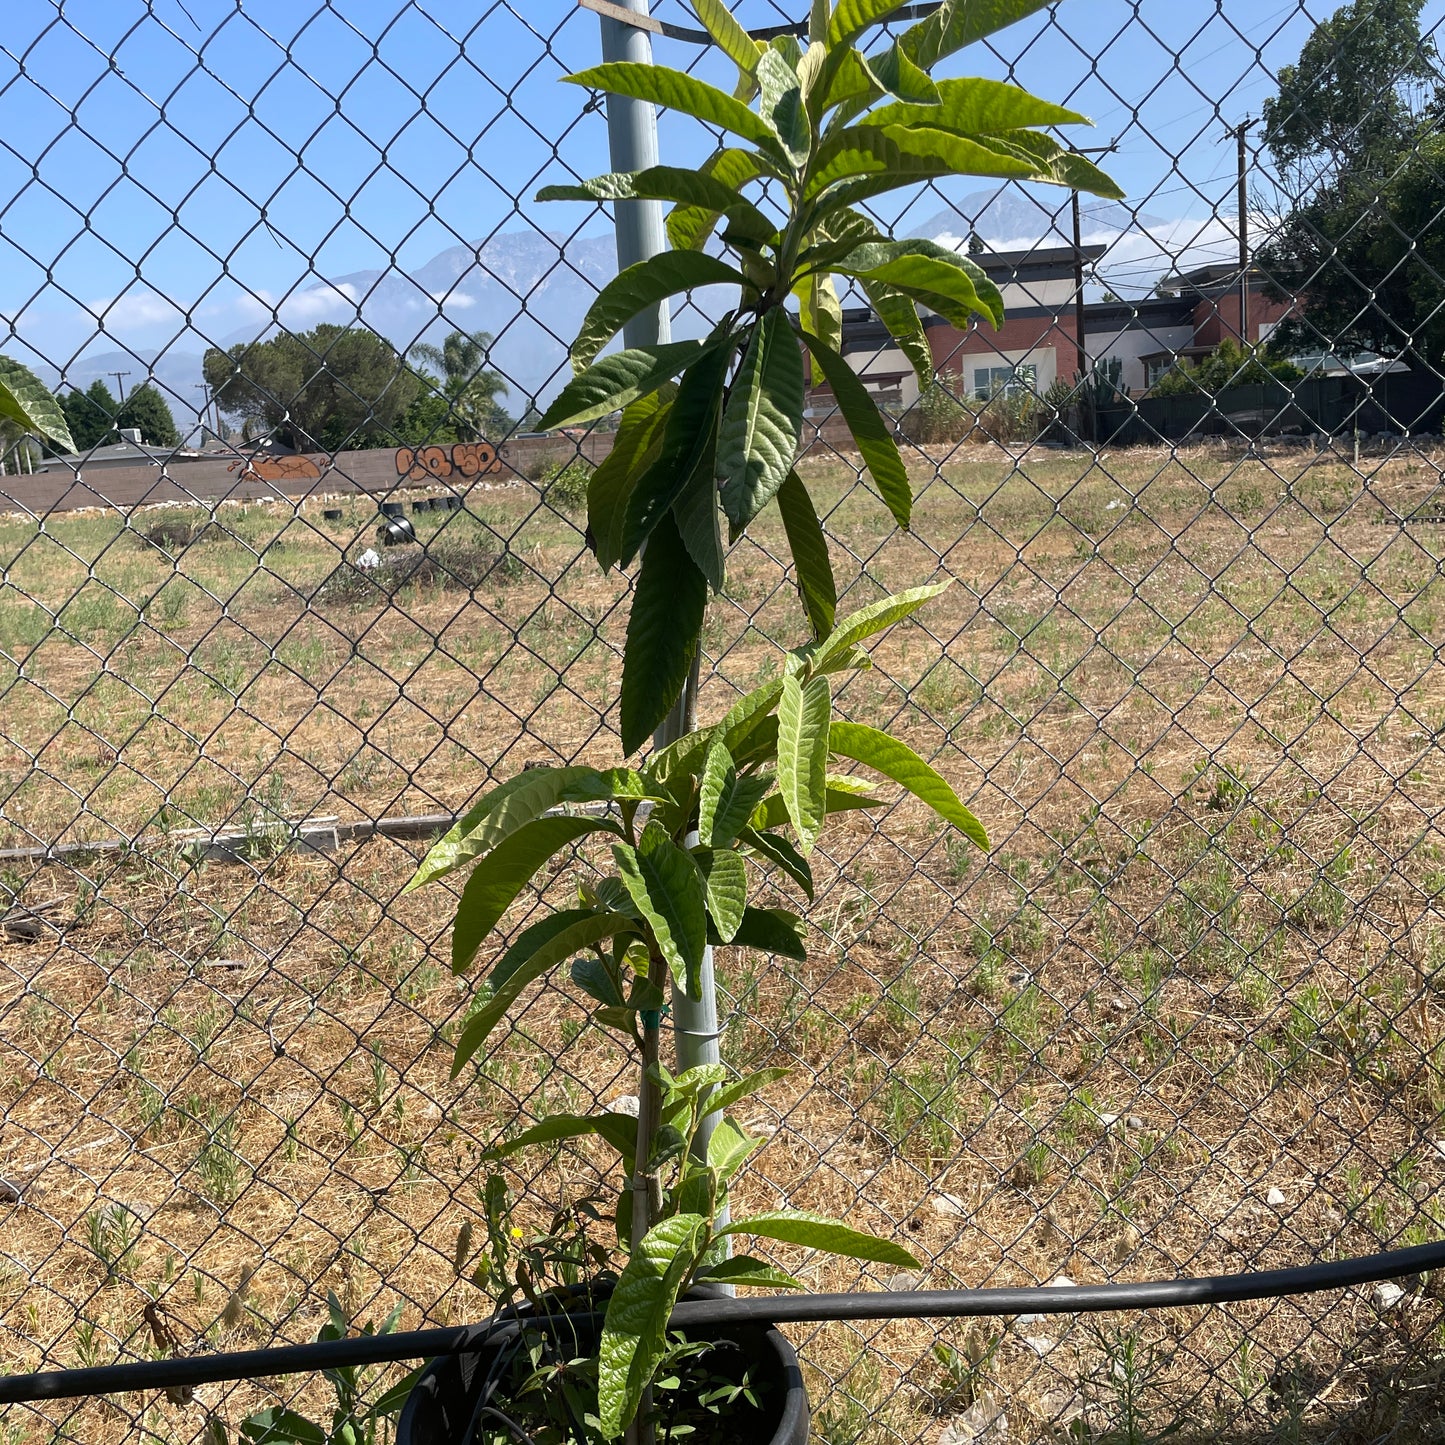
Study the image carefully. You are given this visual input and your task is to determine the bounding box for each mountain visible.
[909,186,1162,250]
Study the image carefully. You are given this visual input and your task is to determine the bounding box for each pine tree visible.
[58,379,118,453]
[115,383,180,447]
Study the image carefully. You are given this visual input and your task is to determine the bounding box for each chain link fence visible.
[3,1,1445,1441]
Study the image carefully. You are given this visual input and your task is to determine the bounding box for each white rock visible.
[1106,498,1123,510]
[1097,1112,1120,1129]
[1014,1312,1047,1328]
[886,1271,922,1292]
[1125,1116,1145,1130]
[932,1193,968,1217]
[356,548,381,569]
[1265,1187,1287,1207]
[1430,1139,1445,1162]
[937,1398,1009,1445]
[1374,1281,1405,1310]
[1022,1334,1057,1355]
[608,1094,640,1118]
[1049,1274,1077,1289]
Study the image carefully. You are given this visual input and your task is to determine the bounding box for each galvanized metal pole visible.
[595,0,724,1188]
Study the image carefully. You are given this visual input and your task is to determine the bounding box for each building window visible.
[972,363,1037,399]
[1144,358,1177,389]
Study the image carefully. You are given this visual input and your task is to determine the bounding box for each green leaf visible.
[757,48,809,167]
[667,149,767,252]
[738,828,814,900]
[614,821,709,995]
[815,582,951,667]
[836,239,1005,329]
[699,740,772,847]
[980,128,1124,198]
[407,766,610,892]
[570,254,745,374]
[706,1114,763,1179]
[864,42,940,105]
[830,720,988,849]
[539,166,775,244]
[718,310,805,532]
[0,358,74,451]
[621,509,707,754]
[778,673,832,854]
[599,1213,711,1438]
[705,1065,791,1118]
[899,0,1054,71]
[240,1408,326,1445]
[567,63,781,153]
[697,1256,805,1290]
[721,677,785,754]
[721,1209,920,1266]
[860,277,933,385]
[484,1111,638,1164]
[452,818,622,971]
[672,452,726,594]
[795,271,843,359]
[776,472,837,641]
[755,778,879,829]
[452,911,633,1073]
[619,340,730,566]
[588,389,674,571]
[800,326,912,528]
[828,0,916,47]
[722,906,807,959]
[867,77,1086,133]
[698,846,748,943]
[571,954,625,1006]
[687,0,765,89]
[541,340,714,430]
[495,908,608,988]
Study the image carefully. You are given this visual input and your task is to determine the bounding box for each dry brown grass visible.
[3,444,1445,1443]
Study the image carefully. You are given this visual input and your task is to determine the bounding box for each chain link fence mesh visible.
[3,1,1445,1441]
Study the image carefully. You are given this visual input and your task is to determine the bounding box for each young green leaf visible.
[483,1112,639,1165]
[599,1213,711,1439]
[778,672,832,854]
[619,341,730,565]
[687,0,765,89]
[722,906,808,959]
[757,48,809,167]
[620,510,708,754]
[718,309,805,531]
[830,720,989,849]
[699,739,772,847]
[776,471,837,640]
[864,42,940,105]
[570,253,745,373]
[697,846,748,943]
[406,766,610,892]
[566,63,782,153]
[800,326,912,528]
[814,581,950,666]
[452,912,634,1073]
[827,0,917,47]
[721,1209,920,1266]
[452,817,624,972]
[541,339,714,430]
[0,357,74,451]
[571,954,626,1006]
[705,1065,792,1119]
[898,0,1054,72]
[614,822,709,995]
[706,1114,763,1180]
[588,388,674,570]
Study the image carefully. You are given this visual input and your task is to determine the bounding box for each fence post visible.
[595,0,725,1193]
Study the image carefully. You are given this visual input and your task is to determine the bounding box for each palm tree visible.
[407,330,510,441]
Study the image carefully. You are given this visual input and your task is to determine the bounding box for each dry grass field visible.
[3,440,1445,1443]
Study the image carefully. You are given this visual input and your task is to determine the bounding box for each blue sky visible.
[3,0,1442,385]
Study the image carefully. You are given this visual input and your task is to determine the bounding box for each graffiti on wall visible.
[395,442,504,483]
[227,454,324,483]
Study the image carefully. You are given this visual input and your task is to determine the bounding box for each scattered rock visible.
[355,548,381,569]
[198,957,247,971]
[1429,1139,1445,1163]
[1125,1116,1145,1131]
[1049,1274,1077,1289]
[1097,1112,1120,1129]
[932,1193,968,1218]
[1374,1281,1406,1310]
[608,1095,640,1118]
[1014,1312,1047,1328]
[1022,1334,1057,1356]
[0,1178,24,1204]
[1266,1187,1287,1208]
[1035,1390,1084,1426]
[886,1271,922,1292]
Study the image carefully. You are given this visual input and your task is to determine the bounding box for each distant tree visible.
[1259,0,1445,364]
[204,325,421,451]
[115,383,180,447]
[407,330,512,440]
[58,379,118,453]
[1148,339,1303,397]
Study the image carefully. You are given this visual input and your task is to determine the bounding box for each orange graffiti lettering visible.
[226,454,323,483]
[394,441,503,481]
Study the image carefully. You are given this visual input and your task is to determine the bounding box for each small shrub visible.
[543,459,592,512]
[899,382,977,444]
[134,512,224,553]
[311,536,500,605]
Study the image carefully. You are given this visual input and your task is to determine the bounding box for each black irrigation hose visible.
[3,1240,1443,1406]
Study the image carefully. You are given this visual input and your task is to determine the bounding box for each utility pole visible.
[1227,119,1254,346]
[108,370,131,403]
[195,384,213,443]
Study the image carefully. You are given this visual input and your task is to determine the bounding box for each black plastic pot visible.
[397,1289,808,1445]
